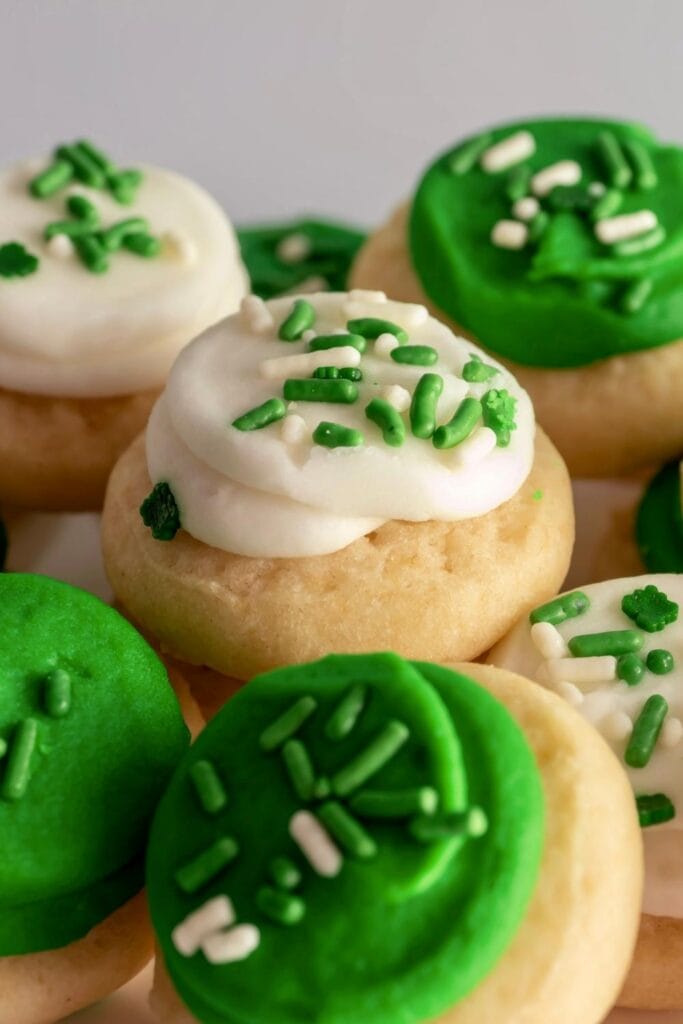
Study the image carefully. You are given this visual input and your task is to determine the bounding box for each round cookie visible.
[488,574,683,1008]
[0,572,190,1023]
[101,291,574,711]
[146,653,641,1024]
[350,117,683,476]
[0,139,246,510]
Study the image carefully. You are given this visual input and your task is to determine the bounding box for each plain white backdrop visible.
[2,0,683,230]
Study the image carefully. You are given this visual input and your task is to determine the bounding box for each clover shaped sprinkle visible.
[0,242,39,279]
[481,388,517,447]
[621,585,679,633]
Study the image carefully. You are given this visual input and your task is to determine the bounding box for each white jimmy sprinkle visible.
[163,231,197,266]
[530,621,569,660]
[602,711,633,743]
[374,333,400,358]
[512,196,540,221]
[480,130,535,173]
[46,234,75,260]
[531,160,582,197]
[240,295,274,334]
[491,220,528,250]
[347,289,387,304]
[202,923,261,965]
[554,681,584,708]
[661,716,683,749]
[280,414,307,444]
[379,384,411,413]
[172,895,235,957]
[594,210,657,245]
[290,810,342,878]
[277,232,312,264]
[260,346,361,381]
[545,656,617,687]
[452,426,497,467]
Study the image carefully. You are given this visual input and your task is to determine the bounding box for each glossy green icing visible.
[410,117,683,367]
[148,653,544,1024]
[636,460,683,572]
[0,573,189,955]
[238,218,366,299]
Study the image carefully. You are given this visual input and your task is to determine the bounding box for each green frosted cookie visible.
[637,460,683,572]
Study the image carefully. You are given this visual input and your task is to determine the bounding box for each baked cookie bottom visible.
[350,203,683,479]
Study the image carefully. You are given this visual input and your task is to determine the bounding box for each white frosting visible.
[490,573,683,918]
[146,291,535,557]
[0,159,246,397]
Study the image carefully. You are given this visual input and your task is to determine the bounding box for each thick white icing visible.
[146,291,535,557]
[490,573,683,918]
[0,159,246,397]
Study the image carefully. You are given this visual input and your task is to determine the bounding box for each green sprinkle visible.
[623,140,658,190]
[532,489,543,501]
[647,649,675,675]
[625,695,668,768]
[350,786,439,818]
[279,298,316,341]
[591,188,623,222]
[621,277,653,315]
[530,591,590,625]
[325,685,366,741]
[122,232,161,257]
[308,333,366,353]
[312,366,340,379]
[365,398,406,448]
[481,388,517,447]
[66,195,99,223]
[44,219,94,241]
[528,210,550,242]
[546,186,594,214]
[269,856,301,890]
[313,422,364,448]
[260,696,317,752]
[613,225,666,257]
[314,776,331,799]
[100,218,149,252]
[447,133,493,175]
[617,653,645,686]
[256,886,306,925]
[390,345,438,367]
[432,397,482,450]
[75,139,115,175]
[346,318,408,344]
[0,242,39,279]
[282,739,316,801]
[622,585,678,632]
[568,630,643,658]
[175,837,239,894]
[108,169,143,205]
[462,355,497,382]
[331,720,409,797]
[1,718,38,802]
[56,143,106,188]
[410,807,488,843]
[29,159,73,198]
[410,373,444,439]
[317,801,377,859]
[233,398,286,431]
[140,481,181,540]
[189,759,227,815]
[596,131,632,189]
[636,793,675,828]
[505,165,531,201]
[340,367,362,381]
[45,668,71,718]
[283,378,358,404]
[74,234,109,274]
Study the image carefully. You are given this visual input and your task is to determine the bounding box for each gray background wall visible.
[1,0,681,228]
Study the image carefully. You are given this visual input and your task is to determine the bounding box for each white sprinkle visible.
[480,130,535,173]
[530,621,569,660]
[661,716,683,749]
[594,210,657,245]
[260,346,361,381]
[512,196,540,221]
[202,923,260,965]
[588,181,607,197]
[277,232,312,265]
[379,384,411,413]
[46,234,74,260]
[400,303,429,327]
[348,289,387,304]
[172,896,234,957]
[602,711,633,743]
[374,333,400,358]
[491,220,528,250]
[290,810,342,878]
[554,681,584,708]
[531,160,582,197]
[544,656,617,687]
[302,328,317,344]
[452,426,497,467]
[281,414,307,445]
[283,275,328,295]
[240,295,274,334]
[162,231,197,267]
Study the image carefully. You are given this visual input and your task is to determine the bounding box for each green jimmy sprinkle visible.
[76,139,116,176]
[390,345,438,367]
[314,776,331,799]
[331,720,410,797]
[621,277,653,315]
[1,718,38,802]
[308,333,366,353]
[189,759,227,815]
[481,388,517,447]
[622,585,679,632]
[591,187,623,222]
[447,132,493,176]
[505,165,531,201]
[232,398,286,431]
[595,131,632,189]
[313,422,364,448]
[269,856,301,890]
[282,739,316,801]
[409,807,488,843]
[636,793,675,828]
[530,591,590,625]
[45,668,71,718]
[283,379,358,404]
[625,695,668,769]
[410,373,443,439]
[139,482,181,541]
[317,800,377,859]
[325,684,367,741]
[123,232,161,257]
[623,139,658,190]
[613,225,666,258]
[347,318,408,344]
[350,786,439,819]
[616,653,645,687]
[568,630,643,658]
[175,836,239,895]
[260,696,317,752]
[44,218,96,241]
[365,398,406,448]
[0,242,39,279]
[108,169,143,205]
[256,886,306,926]
[66,194,99,224]
[74,235,109,274]
[528,210,550,242]
[56,143,106,188]
[100,217,149,252]
[29,158,73,198]
[432,397,482,450]
[647,649,675,675]
[462,355,497,383]
[279,299,316,341]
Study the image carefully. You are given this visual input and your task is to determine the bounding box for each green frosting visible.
[637,460,683,572]
[148,653,544,1024]
[238,218,366,299]
[410,117,683,367]
[0,573,189,955]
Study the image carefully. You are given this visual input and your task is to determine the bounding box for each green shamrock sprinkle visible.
[139,482,181,541]
[481,388,517,447]
[0,242,39,279]
[621,585,679,633]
